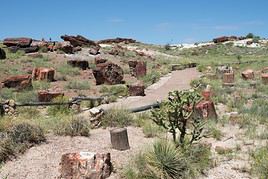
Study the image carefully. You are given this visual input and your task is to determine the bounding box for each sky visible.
[0,0,267,44]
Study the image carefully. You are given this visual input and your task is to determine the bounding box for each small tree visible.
[151,89,205,147]
[246,33,254,39]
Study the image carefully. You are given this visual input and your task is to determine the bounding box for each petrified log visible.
[94,56,107,64]
[67,59,89,70]
[8,46,39,54]
[61,35,100,49]
[93,62,124,85]
[38,90,64,102]
[1,75,32,90]
[54,41,73,54]
[213,36,229,43]
[195,100,217,119]
[32,67,55,82]
[3,37,32,47]
[0,48,6,59]
[97,37,136,44]
[110,128,130,150]
[127,82,145,96]
[59,152,112,179]
[223,72,235,85]
[241,69,254,80]
[261,74,268,85]
[128,60,147,78]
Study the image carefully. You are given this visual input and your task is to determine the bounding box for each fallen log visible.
[3,37,32,47]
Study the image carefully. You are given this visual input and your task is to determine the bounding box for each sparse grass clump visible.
[251,146,268,178]
[141,71,160,87]
[100,85,128,96]
[57,64,80,76]
[142,120,164,138]
[66,80,91,90]
[101,108,133,127]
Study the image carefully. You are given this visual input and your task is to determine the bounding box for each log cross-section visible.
[110,128,130,151]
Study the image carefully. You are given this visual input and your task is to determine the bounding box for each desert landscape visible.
[1,1,268,179]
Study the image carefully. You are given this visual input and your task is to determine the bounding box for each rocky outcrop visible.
[32,67,55,82]
[128,60,147,78]
[3,37,32,47]
[1,75,32,90]
[0,48,6,59]
[93,62,124,85]
[59,152,112,179]
[98,37,136,44]
[67,59,89,70]
[61,35,100,49]
[37,90,64,102]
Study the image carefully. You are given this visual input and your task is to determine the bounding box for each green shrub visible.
[66,81,91,90]
[101,108,133,127]
[0,88,14,100]
[141,71,161,87]
[57,117,90,137]
[251,147,268,178]
[57,64,80,76]
[100,85,128,96]
[15,91,38,103]
[47,96,71,116]
[142,120,164,138]
[33,81,50,90]
[0,137,16,163]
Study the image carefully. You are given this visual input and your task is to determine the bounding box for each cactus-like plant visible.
[151,89,204,147]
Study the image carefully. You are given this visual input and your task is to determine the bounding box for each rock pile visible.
[1,100,16,115]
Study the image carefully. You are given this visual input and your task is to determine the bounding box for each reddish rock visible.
[128,60,147,78]
[128,83,145,96]
[95,56,107,64]
[108,45,125,56]
[31,40,49,48]
[213,36,229,43]
[3,37,32,47]
[38,90,64,102]
[223,72,235,85]
[261,74,268,85]
[1,75,32,90]
[241,69,254,80]
[61,35,101,50]
[89,47,100,55]
[55,42,74,54]
[195,100,217,119]
[32,67,55,82]
[59,152,112,179]
[97,37,136,44]
[0,48,6,59]
[93,62,124,85]
[67,59,89,70]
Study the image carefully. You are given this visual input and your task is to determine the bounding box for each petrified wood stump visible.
[93,62,124,85]
[3,37,32,47]
[195,100,217,119]
[128,83,145,96]
[261,74,268,85]
[37,90,64,102]
[110,128,130,151]
[128,60,147,78]
[32,67,55,82]
[67,59,89,70]
[241,69,254,80]
[223,72,235,85]
[1,75,32,90]
[59,152,112,179]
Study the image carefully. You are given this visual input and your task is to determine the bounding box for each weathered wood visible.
[110,128,130,151]
[3,37,32,47]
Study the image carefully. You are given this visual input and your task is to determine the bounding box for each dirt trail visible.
[98,67,200,110]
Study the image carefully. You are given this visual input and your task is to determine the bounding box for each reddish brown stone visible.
[59,152,112,179]
[97,38,136,44]
[67,59,89,70]
[93,62,124,85]
[223,72,235,84]
[38,90,64,102]
[108,45,125,56]
[55,41,74,54]
[1,75,32,90]
[213,36,229,43]
[3,37,32,47]
[32,67,55,82]
[128,83,145,96]
[89,47,100,55]
[0,48,6,59]
[61,35,101,50]
[94,56,107,64]
[241,69,254,80]
[128,60,147,78]
[195,100,217,119]
[261,74,268,85]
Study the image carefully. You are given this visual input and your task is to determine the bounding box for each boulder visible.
[67,59,89,70]
[59,152,112,179]
[94,56,107,64]
[55,41,73,54]
[61,35,101,50]
[128,60,147,78]
[89,47,100,55]
[0,48,6,59]
[195,100,217,119]
[93,62,124,85]
[127,82,145,96]
[241,69,254,80]
[261,74,268,85]
[1,75,32,90]
[32,67,55,82]
[37,90,64,102]
[3,37,32,47]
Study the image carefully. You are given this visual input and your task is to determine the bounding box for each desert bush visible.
[0,137,16,163]
[123,140,211,179]
[57,64,80,76]
[205,121,223,140]
[0,88,14,100]
[141,71,161,87]
[251,147,268,178]
[65,80,91,90]
[33,81,50,90]
[47,96,71,116]
[62,118,90,137]
[15,90,38,103]
[100,85,128,97]
[101,108,133,127]
[6,50,25,59]
[142,120,164,138]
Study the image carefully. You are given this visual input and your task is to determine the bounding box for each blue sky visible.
[0,0,267,44]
